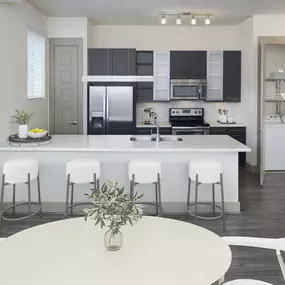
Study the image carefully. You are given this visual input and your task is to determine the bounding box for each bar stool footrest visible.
[188,202,224,220]
[2,202,41,221]
[65,202,95,218]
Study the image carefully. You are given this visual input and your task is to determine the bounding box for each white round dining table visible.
[0,216,232,285]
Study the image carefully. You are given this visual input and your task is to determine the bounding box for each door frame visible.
[49,38,83,134]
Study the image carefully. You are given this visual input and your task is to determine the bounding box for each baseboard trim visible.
[246,163,259,174]
[3,201,241,215]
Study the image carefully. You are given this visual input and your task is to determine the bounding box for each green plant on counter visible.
[84,181,143,235]
[11,109,34,125]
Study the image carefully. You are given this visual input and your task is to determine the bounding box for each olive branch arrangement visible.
[12,109,34,125]
[84,181,143,235]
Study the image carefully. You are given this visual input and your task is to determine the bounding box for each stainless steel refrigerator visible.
[88,86,134,135]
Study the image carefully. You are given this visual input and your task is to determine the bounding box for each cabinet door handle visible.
[70,121,77,126]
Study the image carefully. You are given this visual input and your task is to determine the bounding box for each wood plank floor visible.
[1,170,285,284]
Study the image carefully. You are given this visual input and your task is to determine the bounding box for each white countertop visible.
[209,121,247,127]
[0,135,251,153]
[137,121,247,128]
[136,122,172,128]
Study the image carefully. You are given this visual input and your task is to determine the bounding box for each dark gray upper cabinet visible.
[170,51,207,79]
[88,48,136,76]
[223,51,241,102]
[111,49,136,75]
[88,49,109,75]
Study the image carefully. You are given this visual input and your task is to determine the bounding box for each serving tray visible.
[8,134,52,146]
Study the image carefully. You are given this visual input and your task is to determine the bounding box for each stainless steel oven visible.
[170,79,207,100]
[172,127,210,136]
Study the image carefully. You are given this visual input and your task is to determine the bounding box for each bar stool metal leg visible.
[187,178,191,207]
[212,183,216,214]
[37,176,42,216]
[65,174,70,219]
[12,184,16,216]
[130,174,135,198]
[220,174,226,232]
[194,174,199,224]
[93,173,98,190]
[70,183,74,216]
[27,173,31,224]
[0,174,5,226]
[97,179,100,190]
[154,182,159,216]
[157,173,162,217]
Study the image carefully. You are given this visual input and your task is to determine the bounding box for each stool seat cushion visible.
[66,159,101,184]
[3,159,39,184]
[189,160,222,184]
[128,160,161,184]
[224,280,272,285]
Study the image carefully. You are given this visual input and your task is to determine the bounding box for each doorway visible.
[49,38,83,134]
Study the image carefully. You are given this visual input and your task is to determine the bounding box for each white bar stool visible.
[187,160,225,231]
[0,159,41,225]
[65,159,101,218]
[128,160,162,216]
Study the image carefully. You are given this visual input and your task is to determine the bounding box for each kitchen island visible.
[0,135,250,213]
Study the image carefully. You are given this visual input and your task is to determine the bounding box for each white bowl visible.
[27,131,47,139]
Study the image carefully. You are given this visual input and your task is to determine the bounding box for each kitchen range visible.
[170,108,210,135]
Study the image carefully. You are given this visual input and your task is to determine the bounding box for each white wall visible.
[237,17,257,166]
[0,2,48,141]
[47,17,88,134]
[91,25,241,50]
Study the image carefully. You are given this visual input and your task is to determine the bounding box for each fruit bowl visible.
[27,129,47,139]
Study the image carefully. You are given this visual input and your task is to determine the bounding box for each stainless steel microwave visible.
[170,79,207,100]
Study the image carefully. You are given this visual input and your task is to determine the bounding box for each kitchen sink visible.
[130,136,155,142]
[159,136,183,142]
[130,136,183,142]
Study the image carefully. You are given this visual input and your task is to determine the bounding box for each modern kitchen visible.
[2,1,285,284]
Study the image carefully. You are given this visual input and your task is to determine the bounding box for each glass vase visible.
[104,229,123,251]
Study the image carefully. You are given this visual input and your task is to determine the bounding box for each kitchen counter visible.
[0,135,250,153]
[136,122,172,128]
[137,121,247,128]
[208,121,247,127]
[0,135,250,214]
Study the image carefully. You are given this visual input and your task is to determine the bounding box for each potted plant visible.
[12,109,34,139]
[84,181,143,251]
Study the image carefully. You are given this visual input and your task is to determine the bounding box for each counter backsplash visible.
[136,101,245,124]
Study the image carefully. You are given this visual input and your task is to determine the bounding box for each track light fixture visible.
[176,16,182,25]
[205,16,210,25]
[159,12,214,25]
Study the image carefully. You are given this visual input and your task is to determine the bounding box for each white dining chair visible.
[218,236,285,285]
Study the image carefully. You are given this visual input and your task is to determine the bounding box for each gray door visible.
[50,39,83,135]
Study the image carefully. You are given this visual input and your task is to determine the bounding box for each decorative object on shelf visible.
[11,109,34,139]
[84,181,143,251]
[268,69,285,97]
[159,12,214,26]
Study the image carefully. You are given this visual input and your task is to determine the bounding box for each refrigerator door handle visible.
[106,90,109,134]
[103,88,107,133]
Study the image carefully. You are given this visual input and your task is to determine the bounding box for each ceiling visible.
[27,0,285,26]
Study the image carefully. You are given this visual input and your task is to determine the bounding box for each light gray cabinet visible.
[153,51,170,101]
[206,51,224,101]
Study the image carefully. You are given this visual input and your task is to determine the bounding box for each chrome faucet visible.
[153,113,160,142]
